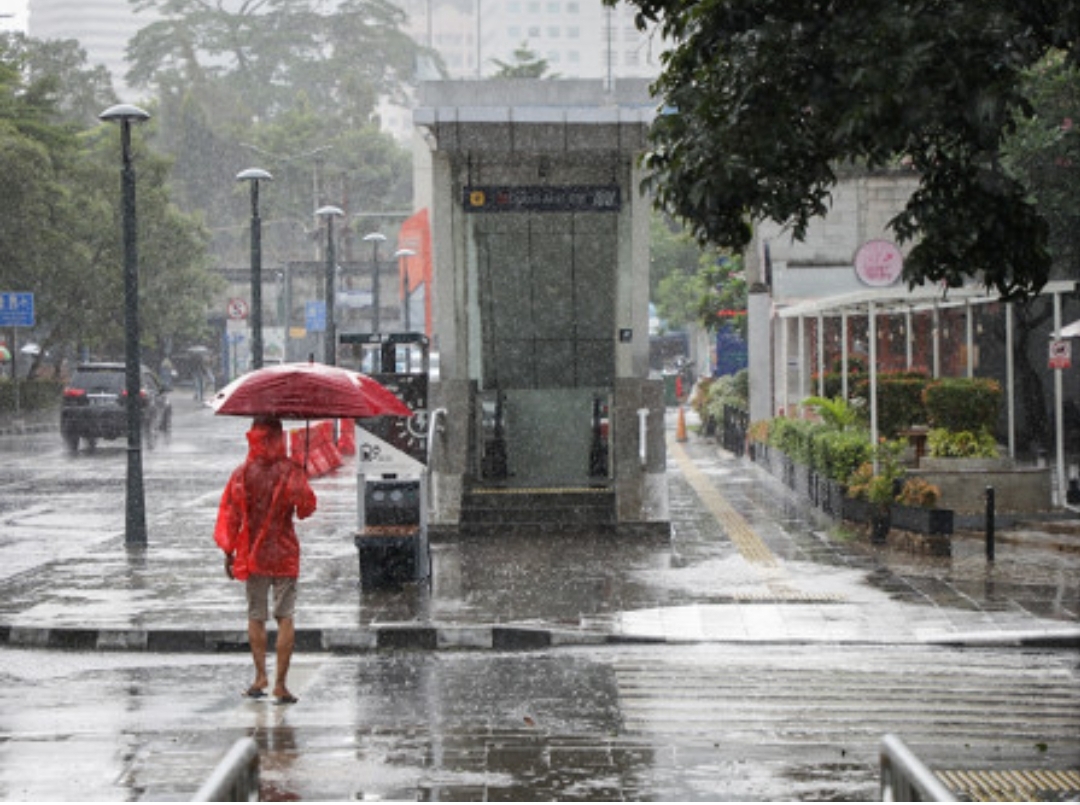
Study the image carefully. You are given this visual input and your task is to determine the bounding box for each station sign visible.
[464,185,621,213]
[0,292,34,327]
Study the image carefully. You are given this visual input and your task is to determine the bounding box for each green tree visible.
[127,0,423,266]
[612,0,1080,300]
[0,34,218,374]
[490,43,554,78]
[650,215,746,335]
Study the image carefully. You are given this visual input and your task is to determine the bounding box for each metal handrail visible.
[192,737,259,802]
[880,734,956,802]
[427,407,447,467]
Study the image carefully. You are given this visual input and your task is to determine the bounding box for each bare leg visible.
[273,616,295,701]
[247,618,269,694]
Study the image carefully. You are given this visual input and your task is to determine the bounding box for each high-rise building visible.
[28,0,159,100]
[394,0,662,81]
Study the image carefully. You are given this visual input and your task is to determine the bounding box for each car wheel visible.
[62,430,79,454]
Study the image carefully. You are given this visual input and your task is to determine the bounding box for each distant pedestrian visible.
[214,417,317,704]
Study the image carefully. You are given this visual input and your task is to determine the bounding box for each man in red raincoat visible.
[214,417,317,704]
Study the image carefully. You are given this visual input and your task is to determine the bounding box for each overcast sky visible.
[0,0,28,33]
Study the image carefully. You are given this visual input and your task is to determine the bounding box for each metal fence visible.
[192,737,259,802]
[722,404,749,457]
[880,734,956,802]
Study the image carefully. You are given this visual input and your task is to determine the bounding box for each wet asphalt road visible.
[0,397,1078,800]
[2,642,1078,801]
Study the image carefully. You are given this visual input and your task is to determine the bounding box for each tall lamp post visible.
[236,168,272,370]
[364,232,387,333]
[99,103,151,547]
[316,205,344,365]
[394,248,417,331]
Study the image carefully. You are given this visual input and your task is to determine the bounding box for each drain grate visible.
[936,769,1080,802]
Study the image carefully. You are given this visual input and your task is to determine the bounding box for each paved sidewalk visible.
[0,402,1077,653]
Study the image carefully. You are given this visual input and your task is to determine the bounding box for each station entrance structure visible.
[414,79,669,535]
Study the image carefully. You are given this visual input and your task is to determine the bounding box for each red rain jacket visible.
[214,420,317,580]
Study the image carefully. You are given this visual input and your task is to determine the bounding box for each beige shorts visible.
[245,575,297,622]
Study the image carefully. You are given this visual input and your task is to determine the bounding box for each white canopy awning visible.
[1055,318,1080,338]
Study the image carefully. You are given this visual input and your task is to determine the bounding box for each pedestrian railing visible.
[192,737,259,802]
[722,404,749,457]
[880,734,956,802]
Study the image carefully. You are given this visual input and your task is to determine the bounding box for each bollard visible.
[985,486,995,562]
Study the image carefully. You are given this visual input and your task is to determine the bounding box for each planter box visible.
[911,461,1051,513]
[890,504,953,536]
[842,496,874,524]
[821,479,847,517]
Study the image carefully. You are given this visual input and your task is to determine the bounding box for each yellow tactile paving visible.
[669,438,778,567]
[936,768,1080,801]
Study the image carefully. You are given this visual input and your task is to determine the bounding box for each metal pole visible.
[869,300,879,471]
[372,238,381,334]
[1053,291,1066,507]
[403,254,411,331]
[100,105,151,547]
[250,181,263,369]
[238,169,272,370]
[325,214,336,366]
[985,486,995,562]
[364,233,387,335]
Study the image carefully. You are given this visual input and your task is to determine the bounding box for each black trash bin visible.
[355,479,429,589]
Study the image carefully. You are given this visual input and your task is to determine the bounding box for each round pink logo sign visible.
[854,240,903,287]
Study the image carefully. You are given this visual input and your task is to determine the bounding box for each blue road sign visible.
[306,300,326,333]
[0,292,34,327]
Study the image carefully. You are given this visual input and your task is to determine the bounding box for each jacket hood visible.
[246,418,287,463]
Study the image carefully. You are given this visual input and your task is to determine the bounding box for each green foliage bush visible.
[0,378,62,413]
[767,416,818,466]
[922,377,1001,433]
[704,369,749,423]
[927,427,999,458]
[851,372,929,437]
[813,429,873,483]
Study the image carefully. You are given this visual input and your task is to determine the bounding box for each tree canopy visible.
[126,0,427,267]
[0,33,217,372]
[611,0,1080,299]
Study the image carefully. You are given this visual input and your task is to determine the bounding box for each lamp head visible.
[98,104,151,124]
[237,168,273,182]
[315,205,345,219]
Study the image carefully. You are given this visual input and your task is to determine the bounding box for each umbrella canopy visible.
[210,361,412,420]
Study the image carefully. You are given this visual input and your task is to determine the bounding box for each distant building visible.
[28,0,662,140]
[27,0,160,100]
[392,0,661,81]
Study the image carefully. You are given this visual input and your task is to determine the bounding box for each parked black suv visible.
[60,363,172,452]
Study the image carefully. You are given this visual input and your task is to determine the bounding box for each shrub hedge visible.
[0,378,62,413]
[922,377,1001,433]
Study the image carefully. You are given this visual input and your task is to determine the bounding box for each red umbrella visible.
[210,361,412,420]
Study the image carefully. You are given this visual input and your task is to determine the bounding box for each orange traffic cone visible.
[676,405,688,442]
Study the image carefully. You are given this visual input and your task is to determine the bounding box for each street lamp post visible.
[394,248,417,331]
[316,206,344,365]
[236,168,272,370]
[99,103,151,547]
[364,233,388,333]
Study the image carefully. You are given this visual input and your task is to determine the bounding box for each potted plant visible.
[890,477,954,538]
